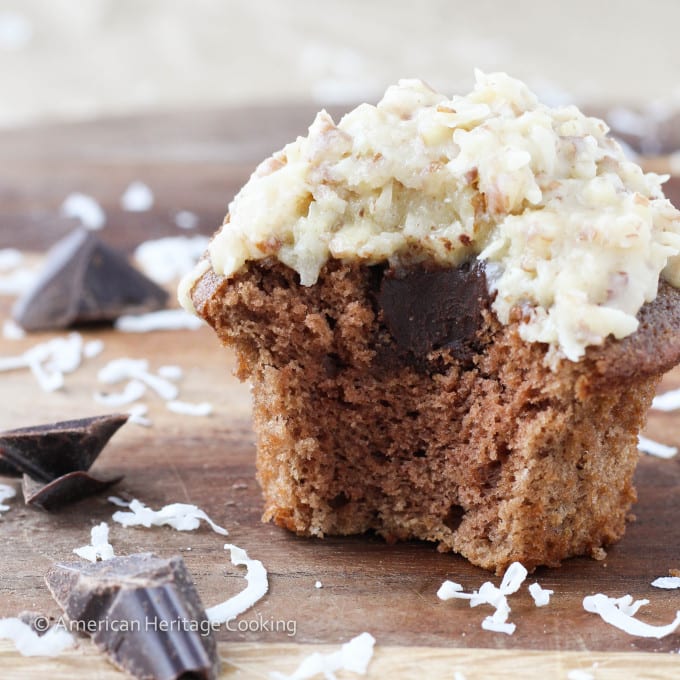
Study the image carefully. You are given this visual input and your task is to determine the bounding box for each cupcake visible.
[179,72,680,573]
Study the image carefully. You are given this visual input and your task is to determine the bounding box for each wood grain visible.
[1,108,680,677]
[4,640,680,680]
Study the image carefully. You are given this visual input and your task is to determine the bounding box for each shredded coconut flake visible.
[73,522,115,562]
[0,355,28,371]
[0,483,16,513]
[166,400,213,417]
[481,616,516,635]
[470,581,510,614]
[0,248,22,271]
[651,388,680,412]
[97,357,179,401]
[28,361,63,392]
[609,594,649,617]
[270,632,376,680]
[94,379,147,407]
[136,372,178,400]
[583,593,680,638]
[134,236,209,284]
[637,434,678,459]
[61,192,105,230]
[107,495,130,508]
[207,544,269,624]
[98,357,149,383]
[652,577,680,590]
[0,332,87,392]
[2,319,25,340]
[44,334,83,373]
[175,210,199,230]
[110,497,228,536]
[83,339,104,358]
[115,309,205,333]
[0,249,28,297]
[121,181,154,212]
[528,582,554,607]
[437,581,471,601]
[2,270,35,298]
[498,561,528,595]
[0,618,74,657]
[567,671,594,680]
[437,561,527,635]
[0,267,37,296]
[158,365,183,380]
[0,248,35,296]
[126,403,152,427]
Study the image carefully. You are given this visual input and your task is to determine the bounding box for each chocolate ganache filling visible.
[376,261,491,362]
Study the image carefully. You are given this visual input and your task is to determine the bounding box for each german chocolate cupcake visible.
[180,72,680,573]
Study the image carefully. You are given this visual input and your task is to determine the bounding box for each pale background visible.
[1,0,679,128]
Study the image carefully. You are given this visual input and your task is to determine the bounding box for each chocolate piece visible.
[46,554,219,680]
[0,414,128,482]
[22,471,122,511]
[12,228,168,331]
[0,458,20,477]
[0,414,127,510]
[377,261,491,360]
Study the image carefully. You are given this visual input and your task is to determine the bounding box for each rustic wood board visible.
[4,641,680,680]
[1,108,680,678]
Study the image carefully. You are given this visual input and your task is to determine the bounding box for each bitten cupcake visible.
[180,72,680,573]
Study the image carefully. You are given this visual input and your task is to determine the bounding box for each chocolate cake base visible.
[191,259,680,574]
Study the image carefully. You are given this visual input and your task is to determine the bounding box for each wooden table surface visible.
[1,105,680,678]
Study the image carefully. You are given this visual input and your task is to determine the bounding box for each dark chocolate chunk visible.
[22,471,123,511]
[0,414,127,510]
[12,228,168,331]
[376,261,491,361]
[0,414,128,482]
[46,554,219,680]
[0,458,20,477]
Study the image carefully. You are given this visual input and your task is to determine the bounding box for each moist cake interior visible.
[192,258,680,573]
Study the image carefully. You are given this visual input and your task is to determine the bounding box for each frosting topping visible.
[180,71,680,361]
